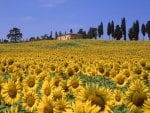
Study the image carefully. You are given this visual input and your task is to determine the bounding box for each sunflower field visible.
[0,40,150,113]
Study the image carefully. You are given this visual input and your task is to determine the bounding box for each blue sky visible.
[0,0,150,40]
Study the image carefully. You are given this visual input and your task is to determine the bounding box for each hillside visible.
[0,40,150,60]
[0,39,150,113]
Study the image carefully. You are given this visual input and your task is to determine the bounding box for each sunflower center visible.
[105,71,110,77]
[88,95,105,111]
[54,80,59,87]
[67,69,74,76]
[50,65,55,72]
[132,92,147,107]
[74,66,79,73]
[53,93,62,101]
[44,105,53,113]
[27,96,35,107]
[44,87,51,96]
[123,70,130,77]
[57,105,65,111]
[8,86,17,98]
[142,73,148,80]
[98,67,104,73]
[72,81,79,89]
[115,95,121,102]
[28,79,35,87]
[117,78,124,85]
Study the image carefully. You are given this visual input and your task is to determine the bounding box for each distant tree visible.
[121,17,126,40]
[110,21,115,39]
[49,31,53,39]
[87,28,97,39]
[141,24,146,40]
[55,32,58,39]
[70,29,73,33]
[36,36,40,40]
[78,29,84,34]
[30,37,36,41]
[128,27,136,40]
[7,27,22,42]
[87,28,93,39]
[65,31,67,35]
[98,22,103,39]
[146,21,150,40]
[107,22,111,40]
[59,31,62,36]
[41,34,48,40]
[128,20,139,40]
[78,29,87,39]
[4,39,8,43]
[98,24,101,38]
[114,25,122,40]
[134,20,139,40]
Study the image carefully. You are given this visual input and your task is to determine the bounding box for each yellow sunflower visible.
[1,79,21,105]
[59,80,69,92]
[50,76,63,87]
[38,71,49,81]
[142,98,150,113]
[121,69,131,78]
[109,68,119,78]
[113,90,124,106]
[76,84,114,112]
[49,63,57,74]
[67,76,82,91]
[139,59,146,68]
[121,61,129,70]
[96,64,105,75]
[145,61,150,70]
[41,80,53,97]
[54,98,71,113]
[140,70,149,80]
[64,100,101,113]
[113,73,128,88]
[65,67,75,77]
[23,74,38,91]
[72,64,81,74]
[0,76,4,102]
[50,87,66,101]
[124,80,150,113]
[37,97,54,113]
[22,91,39,112]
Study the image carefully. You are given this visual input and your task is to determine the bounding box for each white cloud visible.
[39,0,66,8]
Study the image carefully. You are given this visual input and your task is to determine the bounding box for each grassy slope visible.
[0,39,150,60]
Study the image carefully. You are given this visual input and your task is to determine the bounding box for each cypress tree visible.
[141,24,146,40]
[107,22,111,40]
[121,17,126,40]
[110,21,115,39]
[98,22,104,39]
[114,25,122,40]
[146,21,150,40]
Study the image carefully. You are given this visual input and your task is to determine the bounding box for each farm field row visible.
[0,40,150,113]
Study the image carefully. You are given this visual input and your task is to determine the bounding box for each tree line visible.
[1,17,150,43]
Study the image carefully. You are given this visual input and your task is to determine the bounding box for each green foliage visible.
[114,105,133,113]
[114,25,123,40]
[146,21,150,40]
[7,27,23,42]
[121,17,126,40]
[77,73,116,90]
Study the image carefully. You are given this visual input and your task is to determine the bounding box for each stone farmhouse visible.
[57,33,83,40]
